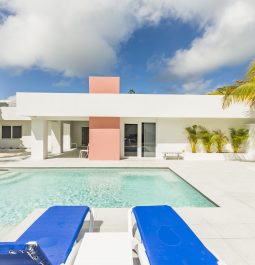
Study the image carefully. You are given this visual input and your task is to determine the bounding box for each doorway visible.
[124,124,138,156]
[82,127,89,146]
[142,123,156,157]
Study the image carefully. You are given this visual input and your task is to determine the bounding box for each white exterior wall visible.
[156,118,249,156]
[50,121,63,154]
[63,122,71,151]
[1,107,30,121]
[31,119,48,160]
[121,117,250,158]
[0,120,31,149]
[0,107,31,149]
[17,93,252,119]
[1,93,253,159]
[247,124,255,160]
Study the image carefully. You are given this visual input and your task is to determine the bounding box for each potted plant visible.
[229,128,249,153]
[212,130,229,153]
[185,125,199,153]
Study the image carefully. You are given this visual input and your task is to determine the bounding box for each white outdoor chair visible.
[79,144,89,158]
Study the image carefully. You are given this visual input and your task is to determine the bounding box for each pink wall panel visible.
[90,117,120,129]
[89,76,120,94]
[89,117,120,160]
[88,76,120,160]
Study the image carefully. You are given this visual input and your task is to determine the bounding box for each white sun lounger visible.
[128,205,225,265]
[73,233,133,265]
[0,206,94,265]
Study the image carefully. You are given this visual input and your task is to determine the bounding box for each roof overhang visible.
[16,92,252,119]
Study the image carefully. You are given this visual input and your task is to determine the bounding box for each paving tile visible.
[212,223,255,239]
[175,208,209,224]
[0,225,15,241]
[93,208,129,232]
[202,238,248,265]
[225,239,255,265]
[188,223,221,239]
[246,224,255,235]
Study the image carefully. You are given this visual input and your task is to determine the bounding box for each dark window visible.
[13,126,22,139]
[2,126,11,139]
[82,127,89,146]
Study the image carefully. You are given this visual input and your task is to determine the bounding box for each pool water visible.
[0,168,215,225]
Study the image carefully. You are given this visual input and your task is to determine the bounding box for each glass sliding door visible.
[142,123,156,157]
[82,127,89,146]
[124,124,138,156]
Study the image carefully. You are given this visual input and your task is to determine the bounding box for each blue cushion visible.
[0,242,52,265]
[16,206,89,265]
[133,205,219,265]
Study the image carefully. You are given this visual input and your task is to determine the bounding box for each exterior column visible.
[137,122,142,158]
[51,121,63,154]
[63,122,71,151]
[31,119,48,160]
[48,121,52,152]
[247,124,255,161]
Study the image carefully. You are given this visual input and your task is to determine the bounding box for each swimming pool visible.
[0,168,215,225]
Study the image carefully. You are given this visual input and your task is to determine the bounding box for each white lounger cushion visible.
[73,233,133,265]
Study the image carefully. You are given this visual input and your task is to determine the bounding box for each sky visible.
[0,0,255,99]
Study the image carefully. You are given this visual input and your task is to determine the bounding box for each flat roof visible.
[16,92,252,119]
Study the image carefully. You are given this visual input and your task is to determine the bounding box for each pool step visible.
[0,171,23,183]
[0,171,11,178]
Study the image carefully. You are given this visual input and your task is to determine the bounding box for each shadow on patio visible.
[48,148,88,159]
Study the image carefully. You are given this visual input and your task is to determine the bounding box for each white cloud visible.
[182,79,212,94]
[0,0,255,80]
[164,0,255,79]
[6,95,16,106]
[0,0,141,77]
[52,79,72,88]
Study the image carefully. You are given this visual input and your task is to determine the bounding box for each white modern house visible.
[0,76,254,161]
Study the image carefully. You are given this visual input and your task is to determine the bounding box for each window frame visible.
[1,125,22,139]
[12,126,22,139]
[2,126,12,139]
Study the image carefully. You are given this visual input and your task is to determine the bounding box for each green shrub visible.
[185,125,199,153]
[198,126,215,153]
[212,130,229,153]
[229,128,249,153]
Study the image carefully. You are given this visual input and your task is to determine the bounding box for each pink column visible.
[89,76,120,160]
[89,76,120,94]
[89,117,120,160]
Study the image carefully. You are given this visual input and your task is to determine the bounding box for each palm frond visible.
[208,87,227,95]
[246,61,255,81]
[208,86,237,96]
[223,81,255,108]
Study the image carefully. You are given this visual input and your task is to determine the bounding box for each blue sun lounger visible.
[129,205,224,265]
[0,206,94,265]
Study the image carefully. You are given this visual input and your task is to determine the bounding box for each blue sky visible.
[0,1,254,99]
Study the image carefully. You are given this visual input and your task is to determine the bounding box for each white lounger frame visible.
[62,208,95,265]
[128,207,226,265]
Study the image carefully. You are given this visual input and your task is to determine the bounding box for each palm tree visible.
[209,61,255,108]
[212,130,229,153]
[229,128,249,153]
[128,89,136,94]
[185,125,199,153]
[198,126,215,153]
